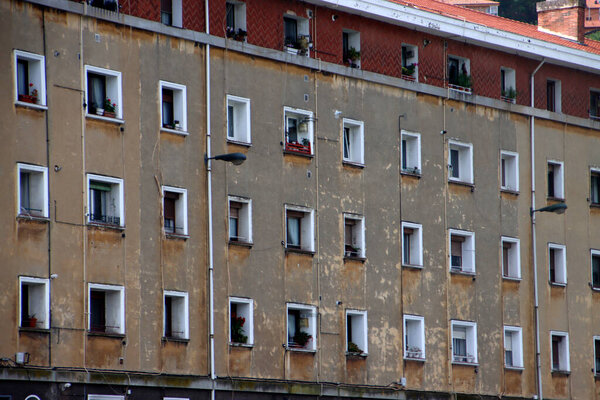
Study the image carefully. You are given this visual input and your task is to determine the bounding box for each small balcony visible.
[89,214,120,226]
[285,140,311,155]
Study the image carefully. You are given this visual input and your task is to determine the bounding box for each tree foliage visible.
[498,0,539,25]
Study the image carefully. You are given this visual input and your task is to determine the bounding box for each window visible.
[228,196,252,244]
[283,15,309,56]
[449,229,475,274]
[88,283,125,335]
[19,277,49,329]
[17,163,48,218]
[85,65,122,119]
[344,214,365,258]
[594,337,600,376]
[547,79,561,113]
[342,118,364,165]
[590,90,600,120]
[548,243,567,285]
[89,0,118,11]
[401,44,418,81]
[87,174,124,227]
[14,50,46,106]
[229,297,253,345]
[448,140,473,184]
[501,237,521,279]
[547,161,564,199]
[504,326,523,368]
[403,315,425,360]
[287,303,316,351]
[401,131,421,174]
[500,67,516,102]
[163,291,189,340]
[285,205,314,252]
[451,320,477,364]
[346,310,368,355]
[227,95,251,144]
[550,331,570,372]
[161,0,182,27]
[500,151,519,192]
[160,81,187,133]
[591,169,600,205]
[162,186,188,236]
[225,1,247,39]
[591,250,600,289]
[284,107,314,155]
[402,222,423,267]
[342,30,360,68]
[447,55,471,90]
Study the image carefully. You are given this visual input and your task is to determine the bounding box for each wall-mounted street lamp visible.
[531,202,567,216]
[204,152,246,165]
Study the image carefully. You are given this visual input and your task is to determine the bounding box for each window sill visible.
[505,366,524,371]
[346,352,368,358]
[165,232,189,240]
[162,336,190,344]
[283,150,314,158]
[285,247,315,256]
[19,327,50,334]
[401,170,421,178]
[590,284,600,291]
[17,214,49,223]
[590,203,600,209]
[87,331,126,339]
[344,255,366,263]
[87,222,125,231]
[551,370,570,376]
[547,196,565,202]
[15,101,48,111]
[549,281,566,287]
[343,160,365,169]
[404,356,426,362]
[229,342,254,348]
[86,113,124,124]
[594,373,600,381]
[452,361,479,366]
[402,263,423,270]
[285,346,316,353]
[448,179,475,189]
[448,84,473,95]
[227,139,252,147]
[450,269,476,277]
[500,188,519,195]
[229,240,253,248]
[502,276,522,282]
[161,127,189,136]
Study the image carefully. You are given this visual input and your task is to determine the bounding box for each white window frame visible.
[87,174,125,227]
[226,1,247,33]
[343,213,365,258]
[14,50,47,107]
[159,80,187,134]
[550,331,570,372]
[403,314,425,360]
[283,14,310,56]
[17,163,49,218]
[286,303,317,351]
[448,55,471,89]
[401,44,418,81]
[84,65,123,120]
[594,336,600,376]
[229,297,254,345]
[547,79,562,113]
[163,290,189,340]
[449,229,476,274]
[448,140,473,184]
[591,167,600,205]
[162,185,188,236]
[228,196,252,244]
[451,320,478,364]
[346,309,368,355]
[500,151,519,192]
[548,243,567,285]
[500,67,516,102]
[285,204,315,252]
[401,130,421,174]
[504,326,523,369]
[88,283,125,335]
[19,276,50,329]
[343,29,361,68]
[283,107,314,155]
[501,236,521,280]
[402,222,423,267]
[547,160,564,199]
[162,0,182,27]
[227,95,251,144]
[342,118,364,165]
[591,249,600,290]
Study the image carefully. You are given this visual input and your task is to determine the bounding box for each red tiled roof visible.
[439,0,498,6]
[387,0,600,55]
[587,0,600,9]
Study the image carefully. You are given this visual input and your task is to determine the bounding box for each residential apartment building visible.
[2,0,600,399]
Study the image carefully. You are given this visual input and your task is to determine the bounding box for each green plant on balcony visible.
[502,87,517,99]
[402,63,418,77]
[293,330,312,347]
[231,315,248,344]
[348,341,363,354]
[457,73,472,89]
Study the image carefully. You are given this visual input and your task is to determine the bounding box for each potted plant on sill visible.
[456,73,472,90]
[19,83,39,104]
[346,47,360,69]
[231,314,248,344]
[402,63,418,79]
[26,314,37,328]
[347,341,363,354]
[292,330,312,348]
[226,26,236,38]
[501,87,517,103]
[234,29,247,41]
[103,98,117,118]
[345,245,361,257]
[406,346,422,358]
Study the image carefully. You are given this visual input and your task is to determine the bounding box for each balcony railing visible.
[90,214,120,225]
[451,255,462,269]
[285,141,311,155]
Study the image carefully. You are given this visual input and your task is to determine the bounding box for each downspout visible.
[531,58,545,400]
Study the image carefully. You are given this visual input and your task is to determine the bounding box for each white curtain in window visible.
[287,217,300,246]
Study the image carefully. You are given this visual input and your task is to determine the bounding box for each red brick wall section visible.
[538,6,585,42]
[119,0,160,22]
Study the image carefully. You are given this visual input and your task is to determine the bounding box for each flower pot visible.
[28,317,38,328]
[103,111,116,118]
[96,108,104,115]
[18,94,38,104]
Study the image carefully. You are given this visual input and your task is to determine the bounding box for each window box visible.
[342,31,361,69]
[164,290,189,340]
[401,44,418,82]
[402,222,423,268]
[17,163,49,218]
[226,1,247,41]
[14,50,46,107]
[344,214,365,259]
[451,320,477,364]
[547,161,564,199]
[448,140,473,184]
[403,315,425,360]
[346,310,368,355]
[227,95,251,144]
[230,297,253,345]
[19,277,50,330]
[229,196,252,244]
[448,55,471,94]
[550,331,570,373]
[548,243,567,285]
[500,151,519,192]
[401,131,421,175]
[342,118,364,165]
[501,237,521,280]
[285,205,314,252]
[283,16,310,56]
[287,303,317,351]
[85,65,123,120]
[88,283,125,335]
[449,229,475,274]
[504,326,523,368]
[87,174,124,227]
[162,186,188,237]
[160,81,187,134]
[284,107,314,156]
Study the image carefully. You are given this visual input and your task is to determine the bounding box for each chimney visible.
[536,0,586,43]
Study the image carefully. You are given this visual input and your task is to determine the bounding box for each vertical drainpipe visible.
[531,58,545,400]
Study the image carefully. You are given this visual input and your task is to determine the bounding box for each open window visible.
[88,283,125,335]
[401,44,418,81]
[504,326,523,368]
[550,331,570,372]
[162,186,188,236]
[592,250,600,289]
[229,297,253,345]
[161,0,182,27]
[342,30,360,68]
[500,151,519,192]
[547,161,564,199]
[287,303,316,351]
[283,15,310,56]
[548,243,567,285]
[226,1,247,40]
[547,79,562,113]
[403,315,425,360]
[19,277,49,329]
[284,107,314,155]
[591,169,600,205]
[163,290,189,340]
[346,310,368,355]
[451,320,477,364]
[342,118,364,165]
[228,196,252,244]
[85,65,123,119]
[500,67,516,102]
[447,55,471,92]
[448,140,473,184]
[501,237,521,280]
[87,174,124,227]
[160,81,187,133]
[401,131,421,175]
[590,90,600,120]
[402,222,423,267]
[17,163,48,218]
[14,50,46,106]
[227,95,251,144]
[449,229,475,274]
[344,214,365,259]
[285,205,314,252]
